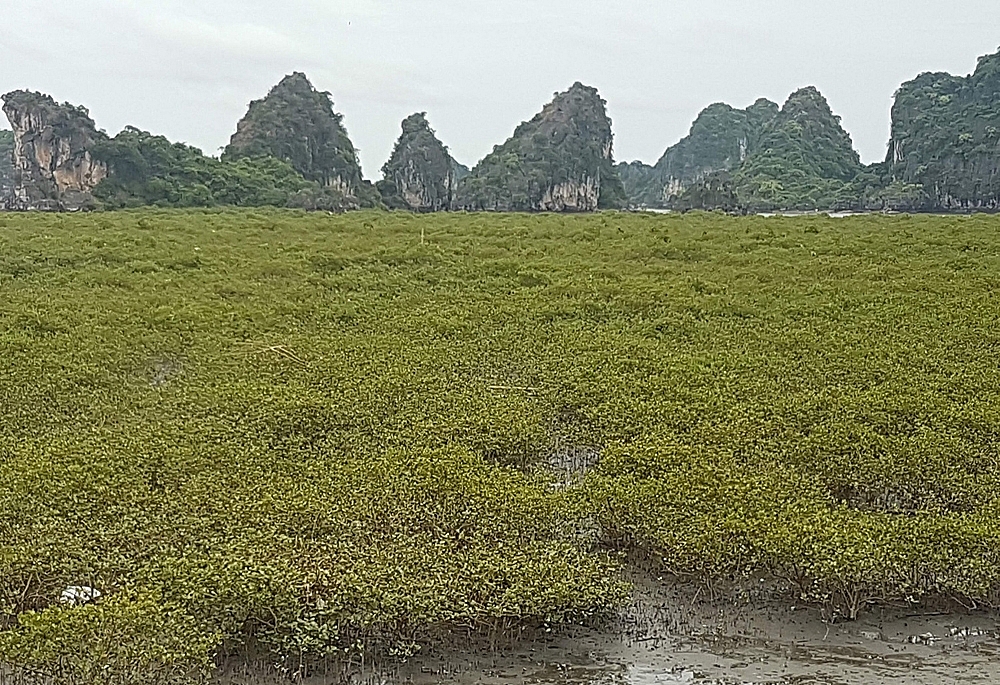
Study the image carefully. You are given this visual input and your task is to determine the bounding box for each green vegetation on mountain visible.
[222,73,380,209]
[617,99,780,209]
[5,211,1000,681]
[9,47,1000,215]
[658,87,869,213]
[669,171,741,212]
[1,80,382,212]
[658,99,779,202]
[731,87,864,211]
[92,128,352,210]
[623,90,866,213]
[377,113,467,211]
[0,129,13,205]
[887,48,1000,210]
[457,83,626,211]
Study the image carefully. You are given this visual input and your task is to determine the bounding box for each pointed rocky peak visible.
[706,86,867,211]
[457,82,624,211]
[379,112,463,211]
[399,112,433,136]
[745,98,781,129]
[756,86,861,181]
[657,102,755,172]
[272,72,314,94]
[1,90,108,210]
[222,72,375,206]
[519,82,615,159]
[781,86,838,122]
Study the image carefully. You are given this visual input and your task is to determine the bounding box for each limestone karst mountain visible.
[1,91,108,210]
[456,82,626,212]
[623,87,866,212]
[0,83,370,212]
[887,48,1000,210]
[659,98,780,203]
[91,127,324,209]
[222,72,380,209]
[728,86,864,211]
[5,46,1000,214]
[378,113,468,211]
[617,99,780,208]
[614,160,661,208]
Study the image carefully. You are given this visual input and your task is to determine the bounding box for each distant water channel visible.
[220,573,1000,685]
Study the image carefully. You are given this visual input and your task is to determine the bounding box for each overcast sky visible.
[2,1,997,176]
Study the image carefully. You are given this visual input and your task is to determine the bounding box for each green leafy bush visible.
[0,594,217,685]
[4,210,1000,679]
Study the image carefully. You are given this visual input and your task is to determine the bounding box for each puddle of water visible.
[218,571,1000,685]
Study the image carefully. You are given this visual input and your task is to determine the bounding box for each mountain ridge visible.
[3,47,1000,213]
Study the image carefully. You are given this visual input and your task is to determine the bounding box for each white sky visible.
[1,1,997,176]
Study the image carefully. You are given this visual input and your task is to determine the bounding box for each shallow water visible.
[220,573,1000,685]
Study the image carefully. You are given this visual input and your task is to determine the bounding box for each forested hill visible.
[92,128,329,210]
[887,50,1000,210]
[660,99,780,198]
[621,48,1000,213]
[0,77,384,212]
[620,87,870,212]
[222,72,381,209]
[456,82,626,212]
[729,86,865,212]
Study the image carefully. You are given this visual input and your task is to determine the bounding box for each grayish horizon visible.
[2,1,997,177]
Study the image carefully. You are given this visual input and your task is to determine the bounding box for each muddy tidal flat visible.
[220,573,1000,685]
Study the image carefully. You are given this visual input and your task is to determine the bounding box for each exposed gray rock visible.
[378,113,466,211]
[1,91,107,211]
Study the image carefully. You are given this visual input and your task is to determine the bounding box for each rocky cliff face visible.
[1,91,108,210]
[378,113,466,211]
[0,130,13,207]
[457,82,625,212]
[887,49,1000,210]
[222,73,379,208]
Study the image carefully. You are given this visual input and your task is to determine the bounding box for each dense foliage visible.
[731,87,864,211]
[669,171,741,212]
[91,128,347,209]
[221,73,379,209]
[628,88,877,213]
[657,99,779,202]
[457,83,626,211]
[0,129,12,205]
[377,113,466,211]
[3,211,1000,681]
[888,48,1000,210]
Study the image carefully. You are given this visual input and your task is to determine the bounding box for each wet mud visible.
[220,570,1000,685]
